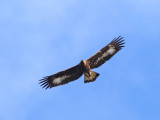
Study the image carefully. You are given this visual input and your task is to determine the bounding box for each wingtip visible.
[39,76,52,90]
[112,36,125,50]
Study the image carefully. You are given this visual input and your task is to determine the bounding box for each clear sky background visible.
[0,0,160,120]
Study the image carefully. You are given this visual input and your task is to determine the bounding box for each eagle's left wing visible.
[86,36,125,69]
[39,62,84,89]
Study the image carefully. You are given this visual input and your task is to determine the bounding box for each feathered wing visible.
[39,63,84,89]
[86,36,125,69]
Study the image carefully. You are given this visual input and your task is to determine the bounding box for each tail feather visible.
[84,70,100,83]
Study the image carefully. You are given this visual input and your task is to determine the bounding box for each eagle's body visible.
[39,36,125,89]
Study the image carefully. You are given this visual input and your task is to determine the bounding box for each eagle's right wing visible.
[86,36,125,69]
[39,63,84,89]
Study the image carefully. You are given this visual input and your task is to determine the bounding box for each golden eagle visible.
[39,36,125,89]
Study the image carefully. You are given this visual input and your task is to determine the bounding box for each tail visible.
[84,70,100,83]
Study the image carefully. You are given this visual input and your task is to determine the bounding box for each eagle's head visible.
[80,60,85,67]
[80,60,91,75]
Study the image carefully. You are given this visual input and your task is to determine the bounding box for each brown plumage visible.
[39,36,125,89]
[87,36,125,69]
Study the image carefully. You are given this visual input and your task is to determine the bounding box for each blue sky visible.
[0,0,160,120]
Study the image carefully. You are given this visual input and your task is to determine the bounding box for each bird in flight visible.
[39,36,125,89]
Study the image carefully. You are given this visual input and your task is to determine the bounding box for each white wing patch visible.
[53,76,69,84]
[95,45,115,64]
[107,45,116,54]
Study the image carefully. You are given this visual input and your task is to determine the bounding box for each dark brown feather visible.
[87,36,125,69]
[39,62,84,89]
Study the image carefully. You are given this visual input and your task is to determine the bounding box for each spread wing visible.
[39,63,84,89]
[86,36,125,69]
